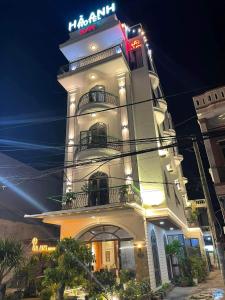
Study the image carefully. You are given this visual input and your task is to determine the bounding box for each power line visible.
[0,83,223,133]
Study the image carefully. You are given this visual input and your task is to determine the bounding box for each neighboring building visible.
[187,199,216,268]
[27,6,205,289]
[0,152,60,246]
[193,86,225,218]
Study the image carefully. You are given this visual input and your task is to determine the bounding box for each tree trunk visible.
[0,284,6,300]
[56,283,65,300]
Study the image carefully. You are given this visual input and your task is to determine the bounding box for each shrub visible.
[86,270,116,298]
[40,288,53,300]
[190,254,208,282]
[119,279,153,300]
[119,269,136,284]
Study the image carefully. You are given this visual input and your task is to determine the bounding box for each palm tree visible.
[0,239,23,300]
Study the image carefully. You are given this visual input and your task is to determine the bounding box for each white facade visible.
[28,11,205,289]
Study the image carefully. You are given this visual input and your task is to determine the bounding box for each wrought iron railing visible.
[62,185,142,209]
[77,91,119,111]
[58,45,124,75]
[78,135,122,152]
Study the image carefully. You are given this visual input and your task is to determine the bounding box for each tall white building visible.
[28,4,205,288]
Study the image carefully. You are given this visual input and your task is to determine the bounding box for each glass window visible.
[79,225,133,242]
[167,234,185,246]
[151,230,162,287]
[120,240,136,270]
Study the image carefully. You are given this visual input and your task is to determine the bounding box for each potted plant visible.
[119,185,129,202]
[64,192,76,208]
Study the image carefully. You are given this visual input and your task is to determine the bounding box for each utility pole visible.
[193,139,225,284]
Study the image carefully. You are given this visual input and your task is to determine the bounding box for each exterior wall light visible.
[66,187,72,193]
[116,47,122,54]
[91,113,96,117]
[119,85,125,91]
[122,124,128,130]
[159,149,167,157]
[90,44,97,51]
[141,190,164,206]
[170,227,174,231]
[141,31,145,36]
[70,64,77,71]
[160,221,165,225]
[68,139,74,145]
[90,74,96,80]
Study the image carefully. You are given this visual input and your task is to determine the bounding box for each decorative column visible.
[64,89,78,194]
[117,74,133,185]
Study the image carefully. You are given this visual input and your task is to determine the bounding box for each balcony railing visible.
[78,135,122,153]
[77,91,119,111]
[58,45,124,76]
[62,185,142,209]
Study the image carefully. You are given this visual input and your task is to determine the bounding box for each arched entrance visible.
[78,225,135,272]
[88,172,109,206]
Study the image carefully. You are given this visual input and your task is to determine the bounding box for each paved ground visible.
[165,271,225,300]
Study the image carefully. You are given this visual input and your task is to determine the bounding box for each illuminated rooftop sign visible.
[68,3,116,32]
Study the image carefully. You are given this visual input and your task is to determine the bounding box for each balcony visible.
[75,135,122,160]
[149,71,159,90]
[153,100,165,125]
[158,99,167,113]
[62,185,142,210]
[174,154,184,166]
[58,45,125,77]
[77,91,119,114]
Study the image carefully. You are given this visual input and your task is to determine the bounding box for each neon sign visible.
[79,24,97,36]
[130,39,142,50]
[32,237,56,253]
[68,3,116,32]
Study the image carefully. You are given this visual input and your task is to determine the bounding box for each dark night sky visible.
[0,0,225,199]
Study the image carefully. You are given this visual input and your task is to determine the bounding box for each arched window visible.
[78,225,133,242]
[89,122,107,148]
[151,230,162,287]
[88,172,109,206]
[89,85,106,103]
[163,234,172,280]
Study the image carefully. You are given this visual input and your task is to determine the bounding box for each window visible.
[89,85,106,103]
[196,100,199,106]
[88,172,109,206]
[222,91,224,98]
[208,95,211,101]
[219,141,225,160]
[89,122,107,148]
[167,234,185,246]
[129,48,143,70]
[215,93,218,100]
[151,230,162,287]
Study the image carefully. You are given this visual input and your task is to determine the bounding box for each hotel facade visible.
[28,5,205,289]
